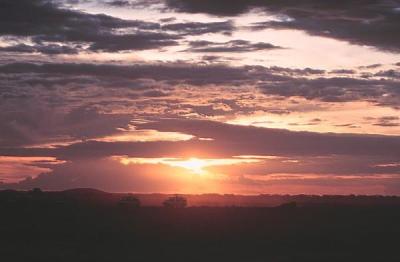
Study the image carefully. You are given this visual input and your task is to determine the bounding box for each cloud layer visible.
[166,0,400,51]
[0,0,399,194]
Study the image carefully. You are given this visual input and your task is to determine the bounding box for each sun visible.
[172,158,207,174]
[116,156,209,174]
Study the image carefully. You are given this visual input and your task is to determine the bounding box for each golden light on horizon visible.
[117,156,263,176]
[166,158,208,174]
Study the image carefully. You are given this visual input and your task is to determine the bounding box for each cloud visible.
[2,118,399,160]
[106,0,136,7]
[186,40,281,52]
[133,118,400,157]
[0,62,256,85]
[209,156,400,177]
[0,43,79,55]
[165,0,400,51]
[86,32,179,52]
[1,0,160,35]
[1,0,399,194]
[0,105,132,147]
[359,64,383,69]
[267,66,325,75]
[257,76,400,106]
[329,69,356,75]
[162,21,234,35]
[1,62,399,108]
[366,116,400,127]
[104,0,162,9]
[375,70,400,79]
[0,0,181,53]
[1,119,399,192]
[165,0,253,16]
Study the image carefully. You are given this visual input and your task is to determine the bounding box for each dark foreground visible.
[1,192,400,261]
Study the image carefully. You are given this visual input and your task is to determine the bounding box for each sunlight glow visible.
[167,158,208,174]
[117,156,262,175]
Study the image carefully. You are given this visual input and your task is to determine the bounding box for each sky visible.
[0,0,399,195]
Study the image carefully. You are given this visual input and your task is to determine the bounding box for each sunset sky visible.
[0,0,399,195]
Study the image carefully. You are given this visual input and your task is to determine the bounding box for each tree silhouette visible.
[29,188,43,198]
[163,195,187,208]
[118,194,141,208]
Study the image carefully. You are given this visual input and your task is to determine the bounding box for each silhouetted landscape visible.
[1,188,399,261]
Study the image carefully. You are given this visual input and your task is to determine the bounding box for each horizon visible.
[4,187,400,208]
[0,0,399,196]
[5,187,400,197]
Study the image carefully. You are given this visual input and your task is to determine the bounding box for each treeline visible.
[1,188,400,208]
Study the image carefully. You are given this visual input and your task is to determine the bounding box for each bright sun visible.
[118,156,262,176]
[171,158,207,174]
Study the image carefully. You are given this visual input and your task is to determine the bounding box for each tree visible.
[163,195,187,208]
[29,188,43,197]
[118,194,141,208]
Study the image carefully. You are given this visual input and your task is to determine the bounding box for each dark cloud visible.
[0,105,132,147]
[267,66,325,75]
[334,123,361,129]
[2,118,399,160]
[366,116,400,127]
[133,119,400,157]
[162,21,234,35]
[359,64,383,69]
[0,62,256,85]
[0,0,181,52]
[141,90,169,97]
[0,0,160,35]
[104,0,162,9]
[186,40,281,52]
[210,155,400,176]
[1,62,399,108]
[106,0,133,7]
[166,0,400,51]
[375,70,400,79]
[201,55,222,62]
[165,0,253,16]
[86,32,179,52]
[329,69,357,75]
[159,17,177,23]
[257,76,400,105]
[0,43,79,55]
